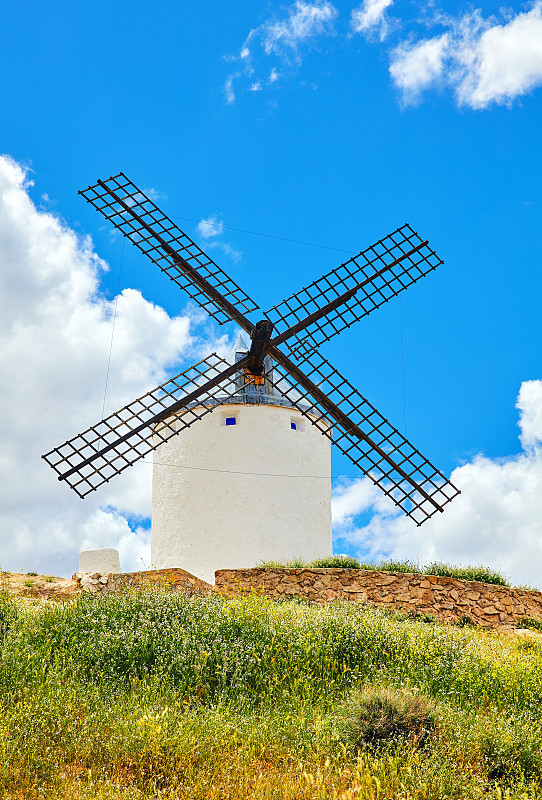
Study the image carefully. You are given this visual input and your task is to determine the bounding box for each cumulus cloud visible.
[0,155,223,576]
[518,379,542,449]
[332,379,542,586]
[224,1,337,103]
[390,2,542,108]
[351,0,395,40]
[389,34,449,100]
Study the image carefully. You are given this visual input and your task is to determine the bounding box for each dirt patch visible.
[1,571,77,600]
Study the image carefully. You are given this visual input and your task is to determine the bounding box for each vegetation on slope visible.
[259,556,511,586]
[1,590,542,798]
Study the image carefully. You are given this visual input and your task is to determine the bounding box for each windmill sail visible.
[268,349,460,525]
[79,174,258,327]
[42,354,254,498]
[266,224,442,358]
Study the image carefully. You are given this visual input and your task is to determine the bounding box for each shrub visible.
[455,616,477,628]
[479,727,542,782]
[338,685,436,751]
[517,616,542,633]
[258,558,307,568]
[311,555,361,569]
[378,560,420,574]
[424,562,509,586]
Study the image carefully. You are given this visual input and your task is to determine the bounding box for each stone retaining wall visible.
[74,567,212,596]
[215,568,542,629]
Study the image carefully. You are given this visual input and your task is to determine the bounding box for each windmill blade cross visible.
[43,178,459,524]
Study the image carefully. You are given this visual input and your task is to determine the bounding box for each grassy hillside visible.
[1,590,542,799]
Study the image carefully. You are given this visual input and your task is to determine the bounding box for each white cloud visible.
[80,510,151,571]
[351,0,395,40]
[224,1,337,103]
[389,2,542,108]
[197,215,224,239]
[332,379,542,586]
[260,0,338,58]
[389,34,449,101]
[518,379,542,449]
[0,155,223,577]
[143,186,167,203]
[196,215,242,262]
[212,242,243,263]
[224,73,239,105]
[456,3,542,108]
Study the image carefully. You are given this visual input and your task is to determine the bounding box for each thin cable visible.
[145,458,363,481]
[100,239,125,426]
[399,295,407,436]
[170,213,354,255]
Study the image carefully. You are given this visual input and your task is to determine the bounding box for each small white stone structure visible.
[79,548,121,574]
[151,336,332,584]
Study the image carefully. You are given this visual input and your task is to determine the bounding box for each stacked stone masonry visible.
[74,568,212,596]
[215,568,542,629]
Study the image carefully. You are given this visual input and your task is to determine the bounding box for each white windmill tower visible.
[43,174,460,581]
[151,333,332,582]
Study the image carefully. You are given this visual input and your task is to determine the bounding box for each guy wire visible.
[145,458,364,481]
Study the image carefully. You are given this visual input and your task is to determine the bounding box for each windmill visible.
[42,173,460,580]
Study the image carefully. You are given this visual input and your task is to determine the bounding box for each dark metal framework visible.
[268,352,456,524]
[45,354,255,498]
[79,174,259,326]
[42,172,460,524]
[266,225,442,359]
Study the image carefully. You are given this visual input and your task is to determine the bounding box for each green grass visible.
[517,616,542,633]
[258,557,511,586]
[1,590,542,798]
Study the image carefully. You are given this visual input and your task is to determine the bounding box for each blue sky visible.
[0,0,541,581]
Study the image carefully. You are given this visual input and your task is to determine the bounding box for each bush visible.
[455,615,477,628]
[479,727,542,782]
[517,616,542,633]
[311,555,361,569]
[339,685,436,751]
[379,559,420,573]
[258,558,307,568]
[424,562,509,586]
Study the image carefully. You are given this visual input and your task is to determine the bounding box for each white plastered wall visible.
[151,403,332,584]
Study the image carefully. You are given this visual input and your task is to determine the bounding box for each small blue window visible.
[226,417,236,426]
[291,422,297,430]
